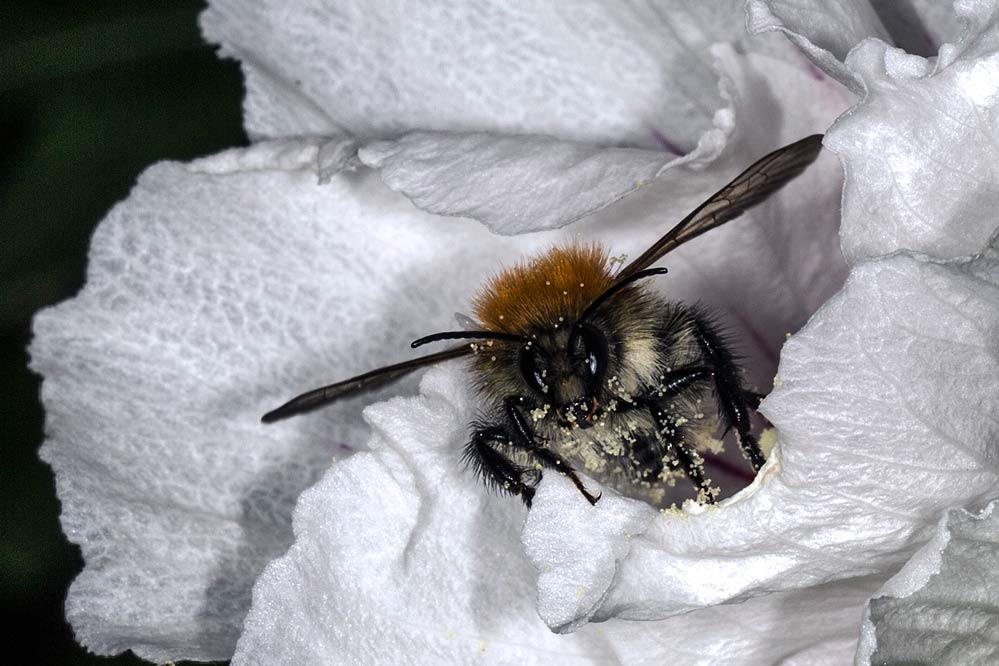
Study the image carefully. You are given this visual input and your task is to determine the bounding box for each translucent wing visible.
[261,345,470,422]
[617,134,824,279]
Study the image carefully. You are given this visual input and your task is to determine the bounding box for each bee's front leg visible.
[503,396,601,506]
[464,426,538,506]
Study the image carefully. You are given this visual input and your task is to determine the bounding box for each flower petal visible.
[358,132,693,235]
[856,501,999,665]
[202,0,757,144]
[867,0,967,56]
[746,0,891,91]
[825,4,999,262]
[356,42,852,233]
[746,0,971,89]
[523,243,999,630]
[30,143,544,660]
[232,364,887,666]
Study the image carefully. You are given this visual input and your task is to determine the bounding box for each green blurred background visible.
[2,2,246,663]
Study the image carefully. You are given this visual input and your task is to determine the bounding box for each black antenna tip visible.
[260,407,285,423]
[261,399,300,423]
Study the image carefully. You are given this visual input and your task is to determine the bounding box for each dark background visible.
[2,2,246,663]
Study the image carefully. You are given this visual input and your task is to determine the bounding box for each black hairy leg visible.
[463,426,538,506]
[692,314,767,471]
[649,405,718,504]
[741,388,766,411]
[504,396,602,505]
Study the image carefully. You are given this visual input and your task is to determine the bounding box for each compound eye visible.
[574,324,608,384]
[519,348,548,395]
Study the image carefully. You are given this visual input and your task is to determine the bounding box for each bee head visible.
[518,322,608,428]
[411,265,668,426]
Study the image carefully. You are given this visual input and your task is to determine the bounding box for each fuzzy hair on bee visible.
[262,135,825,508]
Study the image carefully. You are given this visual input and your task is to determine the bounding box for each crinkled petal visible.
[357,42,852,233]
[358,131,699,235]
[826,3,999,263]
[868,0,968,56]
[202,0,761,145]
[30,142,547,661]
[856,501,999,666]
[747,0,972,90]
[747,0,890,91]
[523,244,999,631]
[232,364,888,666]
[34,115,852,660]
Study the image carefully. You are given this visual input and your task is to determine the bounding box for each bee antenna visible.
[576,266,669,325]
[411,330,529,348]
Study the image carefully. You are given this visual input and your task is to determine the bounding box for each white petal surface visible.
[856,501,999,666]
[233,364,887,666]
[747,0,889,92]
[31,144,544,661]
[523,245,999,630]
[826,2,999,263]
[868,0,967,56]
[746,0,893,92]
[357,41,852,234]
[358,131,692,235]
[747,0,971,90]
[201,0,754,145]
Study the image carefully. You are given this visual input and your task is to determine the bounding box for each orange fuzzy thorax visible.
[473,244,616,333]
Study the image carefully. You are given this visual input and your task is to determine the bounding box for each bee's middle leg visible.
[504,396,601,506]
[649,407,719,505]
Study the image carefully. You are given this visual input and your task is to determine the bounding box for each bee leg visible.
[504,397,601,506]
[653,366,713,397]
[465,427,537,506]
[649,408,718,505]
[741,389,765,411]
[692,316,767,471]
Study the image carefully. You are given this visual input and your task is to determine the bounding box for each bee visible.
[263,135,824,507]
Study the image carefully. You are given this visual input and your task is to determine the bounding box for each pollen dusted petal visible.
[472,244,615,332]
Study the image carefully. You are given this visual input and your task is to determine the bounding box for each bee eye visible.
[519,348,548,394]
[573,324,608,383]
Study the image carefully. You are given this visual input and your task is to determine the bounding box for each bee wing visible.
[617,134,824,279]
[261,345,471,422]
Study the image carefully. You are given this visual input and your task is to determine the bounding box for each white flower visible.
[31,1,999,664]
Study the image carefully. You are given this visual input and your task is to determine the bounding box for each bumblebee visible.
[264,135,823,507]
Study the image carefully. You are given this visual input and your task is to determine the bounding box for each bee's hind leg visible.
[692,315,767,471]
